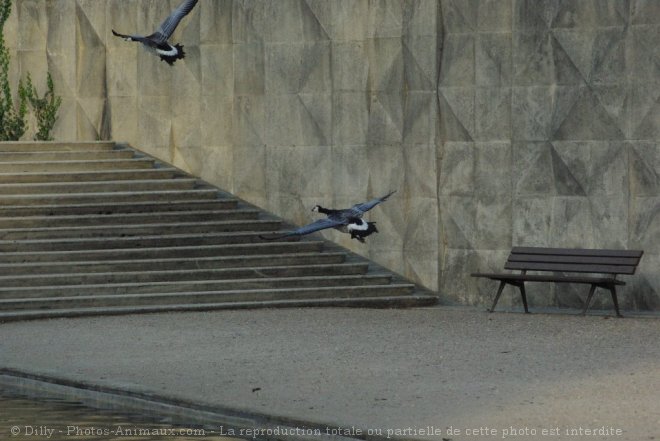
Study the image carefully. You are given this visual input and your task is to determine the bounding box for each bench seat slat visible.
[512,247,643,258]
[471,272,626,285]
[504,261,638,275]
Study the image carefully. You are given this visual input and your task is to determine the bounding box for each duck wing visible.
[111,29,144,41]
[348,190,396,216]
[152,0,199,43]
[259,217,346,241]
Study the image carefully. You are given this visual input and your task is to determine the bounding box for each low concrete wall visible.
[8,0,660,310]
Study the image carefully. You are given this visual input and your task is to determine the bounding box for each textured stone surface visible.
[7,0,660,309]
[438,0,660,309]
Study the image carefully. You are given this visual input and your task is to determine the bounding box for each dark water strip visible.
[0,389,241,440]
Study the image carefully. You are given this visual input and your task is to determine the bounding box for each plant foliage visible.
[0,0,27,141]
[0,0,61,141]
[25,72,61,141]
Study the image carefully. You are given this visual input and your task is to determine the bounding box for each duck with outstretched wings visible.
[260,191,396,243]
[112,0,199,65]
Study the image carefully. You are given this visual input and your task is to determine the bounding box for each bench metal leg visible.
[583,284,623,318]
[518,282,530,313]
[609,286,623,318]
[582,284,597,315]
[490,281,506,313]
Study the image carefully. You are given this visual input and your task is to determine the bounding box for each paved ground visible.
[1,307,659,441]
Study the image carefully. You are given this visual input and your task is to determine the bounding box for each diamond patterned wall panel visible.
[440,0,660,310]
[10,0,660,308]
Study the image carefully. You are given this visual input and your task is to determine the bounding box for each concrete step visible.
[0,141,437,318]
[0,209,258,228]
[0,274,393,298]
[0,283,413,309]
[0,199,239,217]
[0,252,348,275]
[0,150,135,162]
[0,241,324,263]
[0,158,155,172]
[0,189,219,205]
[0,230,285,251]
[0,141,116,152]
[0,168,181,184]
[0,178,198,195]
[0,221,280,240]
[0,294,438,322]
[0,262,370,286]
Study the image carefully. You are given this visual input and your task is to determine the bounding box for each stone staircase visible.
[0,142,437,321]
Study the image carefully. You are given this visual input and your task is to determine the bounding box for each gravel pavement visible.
[1,307,658,441]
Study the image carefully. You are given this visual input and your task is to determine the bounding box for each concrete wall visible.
[439,0,660,311]
[8,0,660,311]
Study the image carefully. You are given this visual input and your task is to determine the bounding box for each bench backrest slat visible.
[512,247,643,258]
[506,247,643,275]
[508,255,640,266]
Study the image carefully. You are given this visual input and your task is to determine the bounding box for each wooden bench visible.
[471,247,644,317]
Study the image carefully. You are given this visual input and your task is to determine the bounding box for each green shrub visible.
[25,72,61,141]
[0,0,61,141]
[0,0,27,141]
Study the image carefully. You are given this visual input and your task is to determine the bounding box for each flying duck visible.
[259,191,396,243]
[112,0,199,65]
